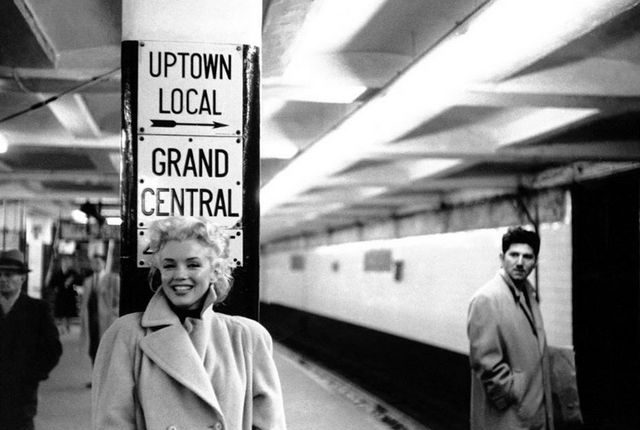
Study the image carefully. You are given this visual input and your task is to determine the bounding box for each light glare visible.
[0,133,8,153]
[71,209,88,224]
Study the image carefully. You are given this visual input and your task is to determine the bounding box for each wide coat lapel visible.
[500,270,538,337]
[138,290,222,414]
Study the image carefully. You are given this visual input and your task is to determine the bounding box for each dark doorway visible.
[572,171,640,429]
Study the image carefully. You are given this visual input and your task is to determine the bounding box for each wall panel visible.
[261,222,573,353]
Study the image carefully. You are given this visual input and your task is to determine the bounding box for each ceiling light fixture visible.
[106,217,122,226]
[0,133,8,153]
[260,0,637,215]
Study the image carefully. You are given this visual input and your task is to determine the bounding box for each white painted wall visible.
[261,222,573,354]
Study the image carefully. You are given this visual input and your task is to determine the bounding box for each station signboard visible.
[136,135,242,225]
[137,40,243,137]
[135,40,245,267]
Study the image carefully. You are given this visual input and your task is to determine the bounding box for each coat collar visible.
[498,269,539,336]
[139,288,222,414]
[498,270,548,355]
[141,287,217,328]
[0,291,21,315]
[498,268,535,303]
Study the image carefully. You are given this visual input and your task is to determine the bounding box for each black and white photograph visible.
[1,1,639,429]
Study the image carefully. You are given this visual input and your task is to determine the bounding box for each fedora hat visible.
[0,249,30,273]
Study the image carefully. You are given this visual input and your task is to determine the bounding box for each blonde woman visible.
[92,217,286,430]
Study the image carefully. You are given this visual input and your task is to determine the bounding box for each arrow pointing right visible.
[150,119,228,129]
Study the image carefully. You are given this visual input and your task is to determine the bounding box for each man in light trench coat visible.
[80,254,120,368]
[467,226,554,430]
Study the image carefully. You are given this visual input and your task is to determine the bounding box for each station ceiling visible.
[1,0,639,243]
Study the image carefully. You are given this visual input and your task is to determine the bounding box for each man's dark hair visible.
[502,226,540,256]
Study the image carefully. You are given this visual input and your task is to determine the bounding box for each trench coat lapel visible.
[500,270,538,337]
[529,293,547,355]
[139,290,223,414]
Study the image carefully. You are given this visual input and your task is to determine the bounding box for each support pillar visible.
[120,0,262,318]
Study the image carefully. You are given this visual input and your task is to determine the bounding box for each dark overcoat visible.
[0,294,62,429]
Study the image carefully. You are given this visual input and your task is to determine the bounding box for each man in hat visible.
[0,249,62,430]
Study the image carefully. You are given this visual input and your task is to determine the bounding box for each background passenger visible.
[467,226,553,430]
[92,216,286,430]
[0,249,62,430]
[80,253,120,382]
[49,254,81,333]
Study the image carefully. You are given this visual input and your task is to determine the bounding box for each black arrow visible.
[150,119,228,129]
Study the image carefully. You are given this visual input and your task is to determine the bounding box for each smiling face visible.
[500,243,537,285]
[157,239,216,310]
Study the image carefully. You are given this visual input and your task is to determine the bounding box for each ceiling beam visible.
[262,0,315,79]
[0,76,120,94]
[0,170,118,182]
[462,57,640,112]
[481,57,640,98]
[324,175,531,190]
[463,87,640,111]
[12,190,117,201]
[365,140,640,162]
[6,134,119,148]
[408,176,530,191]
[47,94,102,138]
[533,161,640,188]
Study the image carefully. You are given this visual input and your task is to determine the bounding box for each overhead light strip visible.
[260,0,639,215]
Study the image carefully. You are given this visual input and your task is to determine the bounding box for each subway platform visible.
[34,323,429,430]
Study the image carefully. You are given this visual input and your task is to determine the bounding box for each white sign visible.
[137,135,242,226]
[138,40,242,136]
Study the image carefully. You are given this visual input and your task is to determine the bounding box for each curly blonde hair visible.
[147,216,233,303]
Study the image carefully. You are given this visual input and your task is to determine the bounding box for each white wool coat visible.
[92,289,286,430]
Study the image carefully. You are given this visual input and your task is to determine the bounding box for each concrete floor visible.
[34,323,425,430]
